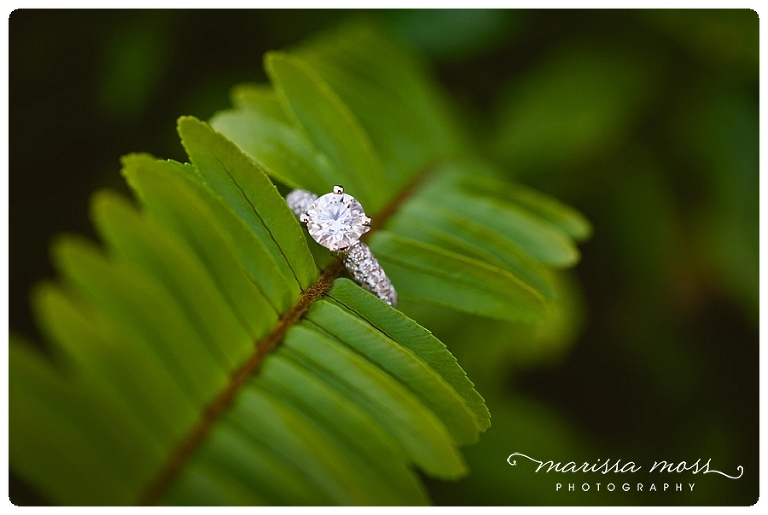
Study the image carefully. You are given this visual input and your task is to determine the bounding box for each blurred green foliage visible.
[10,9,757,506]
[97,13,174,120]
[491,45,654,176]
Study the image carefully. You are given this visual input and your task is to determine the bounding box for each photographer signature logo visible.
[507,452,743,493]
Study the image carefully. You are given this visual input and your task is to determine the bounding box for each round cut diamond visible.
[305,192,370,251]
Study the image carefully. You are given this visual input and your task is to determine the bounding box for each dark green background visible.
[10,9,758,505]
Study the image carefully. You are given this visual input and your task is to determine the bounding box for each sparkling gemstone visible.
[305,192,370,251]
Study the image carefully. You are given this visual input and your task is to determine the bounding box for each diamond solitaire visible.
[286,185,397,306]
[300,185,371,252]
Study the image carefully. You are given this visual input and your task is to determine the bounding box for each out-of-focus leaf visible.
[410,271,586,390]
[452,172,593,242]
[32,283,191,452]
[90,191,254,373]
[369,231,549,323]
[162,460,267,506]
[294,22,465,189]
[229,83,291,123]
[210,108,338,194]
[51,237,209,422]
[265,51,388,213]
[386,197,557,300]
[491,47,654,176]
[10,336,157,505]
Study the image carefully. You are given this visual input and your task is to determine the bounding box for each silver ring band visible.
[286,188,397,307]
[286,189,318,218]
[342,241,398,307]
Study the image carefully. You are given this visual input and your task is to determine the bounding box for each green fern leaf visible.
[10,20,591,506]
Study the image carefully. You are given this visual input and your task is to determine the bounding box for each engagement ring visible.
[286,186,397,307]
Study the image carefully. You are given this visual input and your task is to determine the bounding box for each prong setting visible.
[287,187,396,306]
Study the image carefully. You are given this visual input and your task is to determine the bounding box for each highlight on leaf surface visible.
[10,19,591,506]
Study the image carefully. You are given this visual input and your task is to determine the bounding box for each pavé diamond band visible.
[286,186,398,307]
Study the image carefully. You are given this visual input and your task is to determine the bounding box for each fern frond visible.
[10,20,590,506]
